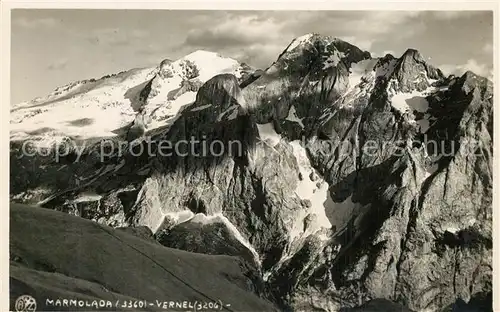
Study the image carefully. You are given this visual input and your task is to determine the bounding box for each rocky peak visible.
[157,73,255,155]
[160,58,172,66]
[281,33,316,54]
[283,34,369,56]
[387,48,444,92]
[400,48,425,63]
[158,58,174,78]
[184,49,223,60]
[278,34,370,68]
[271,35,356,71]
[195,73,246,113]
[457,70,493,95]
[373,53,397,76]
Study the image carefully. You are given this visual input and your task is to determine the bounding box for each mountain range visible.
[10,33,493,311]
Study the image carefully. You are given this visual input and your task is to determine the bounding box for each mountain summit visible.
[10,34,493,312]
[10,50,249,144]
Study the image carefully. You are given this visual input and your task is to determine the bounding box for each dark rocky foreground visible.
[10,34,493,311]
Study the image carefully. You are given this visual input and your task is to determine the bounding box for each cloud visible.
[482,43,493,54]
[87,27,150,46]
[135,43,172,65]
[303,11,423,39]
[184,14,287,48]
[179,11,426,67]
[439,59,493,80]
[346,11,422,36]
[284,11,426,55]
[179,13,293,67]
[88,28,126,46]
[371,50,396,57]
[135,43,164,56]
[13,17,58,28]
[47,59,69,71]
[230,43,287,67]
[427,11,484,20]
[339,36,374,51]
[131,29,149,39]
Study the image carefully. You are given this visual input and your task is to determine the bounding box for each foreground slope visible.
[10,203,277,312]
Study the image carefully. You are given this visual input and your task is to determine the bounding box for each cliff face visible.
[10,34,493,311]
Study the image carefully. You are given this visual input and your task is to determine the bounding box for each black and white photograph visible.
[4,4,496,312]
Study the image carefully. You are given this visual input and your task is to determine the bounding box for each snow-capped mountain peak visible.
[284,33,315,52]
[10,50,246,146]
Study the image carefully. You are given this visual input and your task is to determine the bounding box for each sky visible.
[11,9,494,104]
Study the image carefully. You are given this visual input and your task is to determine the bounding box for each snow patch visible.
[226,108,239,120]
[10,67,156,143]
[388,82,446,135]
[181,50,241,82]
[190,213,219,224]
[286,33,314,52]
[190,104,212,112]
[12,50,243,147]
[218,214,261,265]
[169,210,196,224]
[165,211,261,265]
[391,91,429,114]
[445,226,460,234]
[443,218,477,235]
[289,140,332,240]
[164,210,195,225]
[256,123,281,147]
[286,105,304,128]
[216,106,240,122]
[348,59,378,88]
[425,163,439,178]
[322,51,345,70]
[69,192,102,204]
[147,91,197,130]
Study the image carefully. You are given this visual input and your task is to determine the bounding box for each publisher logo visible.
[15,295,37,312]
